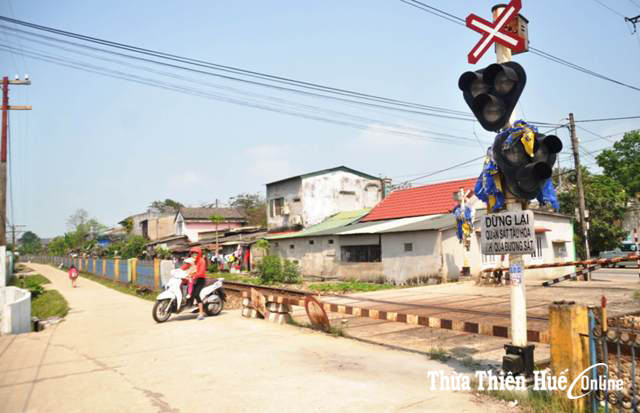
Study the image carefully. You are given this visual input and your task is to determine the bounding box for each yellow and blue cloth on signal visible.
[474,147,505,212]
[505,119,537,157]
[475,120,560,211]
[453,205,473,242]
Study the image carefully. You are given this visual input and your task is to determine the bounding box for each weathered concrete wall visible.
[0,286,31,335]
[266,178,302,230]
[381,231,441,284]
[301,171,381,227]
[148,215,176,241]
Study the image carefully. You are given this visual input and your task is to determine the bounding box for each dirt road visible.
[0,264,513,413]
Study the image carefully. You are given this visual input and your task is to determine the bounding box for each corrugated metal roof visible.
[177,207,247,221]
[266,166,380,186]
[361,177,477,222]
[267,209,370,240]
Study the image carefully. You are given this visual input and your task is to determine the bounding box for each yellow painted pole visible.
[154,258,159,289]
[131,258,137,284]
[114,257,120,280]
[102,258,106,275]
[549,301,590,411]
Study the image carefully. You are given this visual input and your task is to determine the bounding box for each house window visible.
[270,197,285,217]
[404,243,413,252]
[531,234,544,260]
[309,240,315,245]
[553,242,567,262]
[328,239,334,245]
[341,245,381,262]
[274,242,279,247]
[289,244,295,250]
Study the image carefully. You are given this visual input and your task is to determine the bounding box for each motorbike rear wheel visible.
[204,296,223,316]
[153,299,172,323]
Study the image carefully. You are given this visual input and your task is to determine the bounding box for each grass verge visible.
[32,290,69,318]
[307,280,395,294]
[478,386,578,413]
[78,271,156,301]
[9,273,69,320]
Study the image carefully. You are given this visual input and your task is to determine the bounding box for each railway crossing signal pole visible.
[1,75,31,284]
[461,1,545,378]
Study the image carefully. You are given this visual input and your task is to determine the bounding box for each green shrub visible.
[282,259,302,284]
[256,255,283,284]
[24,277,45,298]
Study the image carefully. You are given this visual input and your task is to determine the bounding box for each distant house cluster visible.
[113,165,574,283]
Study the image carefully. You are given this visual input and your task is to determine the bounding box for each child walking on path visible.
[69,264,79,288]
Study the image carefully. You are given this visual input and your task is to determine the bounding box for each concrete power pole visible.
[568,113,591,273]
[1,75,31,245]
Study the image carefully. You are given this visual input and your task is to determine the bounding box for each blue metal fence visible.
[105,259,115,279]
[588,307,639,412]
[96,258,103,275]
[136,260,155,288]
[118,260,129,283]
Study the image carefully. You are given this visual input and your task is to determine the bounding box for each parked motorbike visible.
[152,269,226,323]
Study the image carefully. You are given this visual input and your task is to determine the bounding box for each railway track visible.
[222,280,311,299]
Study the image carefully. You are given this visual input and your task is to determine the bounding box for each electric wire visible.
[397,0,640,93]
[0,29,485,144]
[0,15,475,119]
[0,44,480,146]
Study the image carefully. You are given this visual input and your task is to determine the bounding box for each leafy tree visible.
[596,130,640,197]
[66,209,89,231]
[228,193,267,227]
[121,235,147,259]
[120,217,134,234]
[18,231,42,255]
[48,236,67,256]
[558,170,628,257]
[149,199,184,213]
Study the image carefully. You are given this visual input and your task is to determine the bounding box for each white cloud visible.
[167,170,202,188]
[244,144,294,183]
[348,123,429,152]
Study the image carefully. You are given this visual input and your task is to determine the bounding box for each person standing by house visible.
[68,264,79,288]
[181,247,207,320]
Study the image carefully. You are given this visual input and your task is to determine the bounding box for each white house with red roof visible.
[268,176,575,284]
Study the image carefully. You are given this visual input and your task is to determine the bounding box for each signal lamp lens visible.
[482,100,505,123]
[494,71,516,95]
[470,78,489,97]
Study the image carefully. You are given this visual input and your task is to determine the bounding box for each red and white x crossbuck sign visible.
[466,0,525,64]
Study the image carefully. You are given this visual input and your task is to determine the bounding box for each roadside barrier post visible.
[153,258,159,290]
[114,257,120,280]
[549,301,589,411]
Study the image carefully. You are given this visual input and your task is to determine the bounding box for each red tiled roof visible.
[361,177,477,222]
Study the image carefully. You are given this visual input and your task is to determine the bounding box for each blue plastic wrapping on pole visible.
[536,178,560,211]
[453,205,473,241]
[474,149,505,212]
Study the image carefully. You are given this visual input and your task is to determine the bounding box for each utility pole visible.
[8,224,26,255]
[1,75,32,245]
[568,113,591,275]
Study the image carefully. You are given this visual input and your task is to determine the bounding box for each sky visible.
[2,0,640,238]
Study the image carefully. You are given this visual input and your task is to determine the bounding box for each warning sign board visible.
[480,210,535,255]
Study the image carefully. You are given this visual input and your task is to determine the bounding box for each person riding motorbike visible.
[181,247,207,320]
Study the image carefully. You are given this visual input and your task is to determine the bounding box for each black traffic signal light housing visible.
[458,62,526,132]
[492,131,563,200]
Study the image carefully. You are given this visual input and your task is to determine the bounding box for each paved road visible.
[0,264,513,413]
